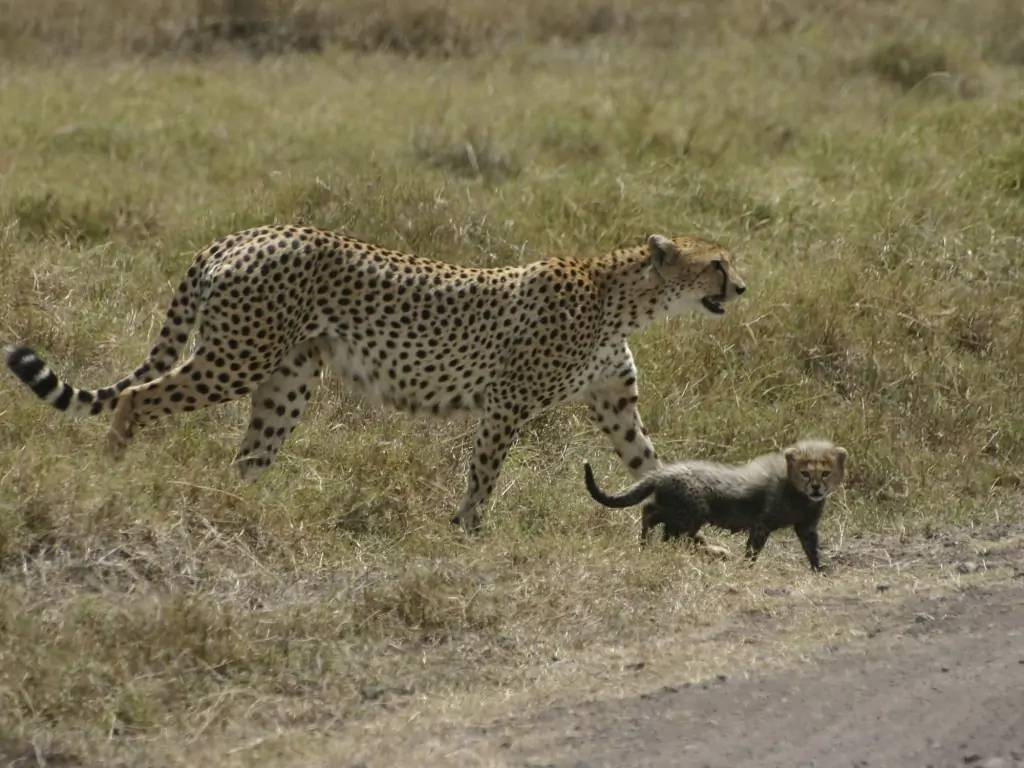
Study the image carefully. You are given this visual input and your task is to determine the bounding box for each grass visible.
[1,0,1024,764]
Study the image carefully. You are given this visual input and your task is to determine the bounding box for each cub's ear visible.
[833,446,848,469]
[783,446,799,467]
[647,234,680,265]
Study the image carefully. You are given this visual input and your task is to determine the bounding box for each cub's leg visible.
[584,376,661,479]
[639,493,731,560]
[653,503,700,544]
[639,497,704,546]
[658,503,730,559]
[451,405,529,533]
[107,343,258,456]
[744,523,771,563]
[234,339,324,481]
[794,521,823,571]
[640,502,667,546]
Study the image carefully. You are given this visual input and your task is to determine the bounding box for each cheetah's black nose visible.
[735,284,746,295]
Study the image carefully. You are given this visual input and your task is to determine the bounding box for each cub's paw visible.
[701,543,732,560]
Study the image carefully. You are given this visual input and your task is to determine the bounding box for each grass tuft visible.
[412,125,521,182]
[10,192,159,244]
[865,40,953,91]
[860,38,970,96]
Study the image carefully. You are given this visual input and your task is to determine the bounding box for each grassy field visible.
[1,1,1023,765]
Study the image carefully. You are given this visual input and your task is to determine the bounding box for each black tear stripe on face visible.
[714,261,728,298]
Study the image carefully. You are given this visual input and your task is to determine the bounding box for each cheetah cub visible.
[584,440,847,570]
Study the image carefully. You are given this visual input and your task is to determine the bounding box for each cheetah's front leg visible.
[451,408,525,533]
[584,376,733,559]
[583,378,661,479]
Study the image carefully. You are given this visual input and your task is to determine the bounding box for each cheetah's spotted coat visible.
[5,226,746,530]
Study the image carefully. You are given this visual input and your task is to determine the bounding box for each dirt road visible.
[459,582,1024,768]
[5,528,1020,768]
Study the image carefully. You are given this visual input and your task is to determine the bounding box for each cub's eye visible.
[821,471,831,479]
[800,471,811,480]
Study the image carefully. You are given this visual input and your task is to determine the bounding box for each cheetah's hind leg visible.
[104,345,256,461]
[106,393,135,459]
[233,339,324,481]
[451,405,531,533]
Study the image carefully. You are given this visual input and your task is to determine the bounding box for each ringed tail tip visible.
[4,343,95,413]
[5,344,44,384]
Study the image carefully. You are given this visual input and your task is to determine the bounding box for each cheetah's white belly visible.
[321,338,484,415]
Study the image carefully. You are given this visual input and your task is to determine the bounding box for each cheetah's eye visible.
[800,471,811,480]
[821,471,831,479]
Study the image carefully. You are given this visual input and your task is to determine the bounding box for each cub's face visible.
[784,442,848,502]
[646,234,747,317]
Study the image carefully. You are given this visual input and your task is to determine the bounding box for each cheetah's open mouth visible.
[701,297,726,315]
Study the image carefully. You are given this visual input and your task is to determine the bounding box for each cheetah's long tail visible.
[583,463,657,508]
[5,273,200,417]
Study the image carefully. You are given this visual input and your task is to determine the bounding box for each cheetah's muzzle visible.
[701,296,726,315]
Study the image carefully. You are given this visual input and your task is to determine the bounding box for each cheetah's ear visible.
[647,234,680,265]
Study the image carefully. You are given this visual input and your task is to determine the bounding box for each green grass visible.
[1,1,1024,764]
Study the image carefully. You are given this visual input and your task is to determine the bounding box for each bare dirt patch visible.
[371,524,1024,768]
[459,582,1024,768]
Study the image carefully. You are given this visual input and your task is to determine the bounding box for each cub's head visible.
[784,440,848,502]
[647,234,747,317]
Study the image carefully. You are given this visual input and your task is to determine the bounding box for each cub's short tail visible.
[583,462,657,508]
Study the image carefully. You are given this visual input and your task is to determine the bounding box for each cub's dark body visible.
[584,442,847,570]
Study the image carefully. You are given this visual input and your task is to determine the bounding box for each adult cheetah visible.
[5,226,746,531]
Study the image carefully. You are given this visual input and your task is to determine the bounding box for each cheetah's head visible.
[784,440,848,502]
[647,234,747,317]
